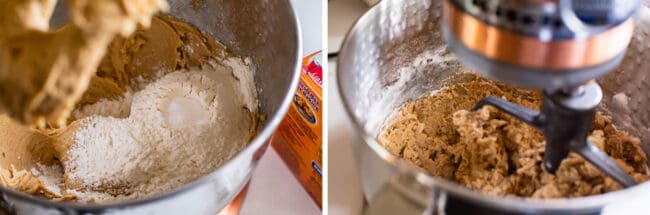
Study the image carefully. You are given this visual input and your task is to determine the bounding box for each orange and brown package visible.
[270,51,323,208]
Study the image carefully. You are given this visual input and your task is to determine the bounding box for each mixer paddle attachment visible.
[472,82,637,187]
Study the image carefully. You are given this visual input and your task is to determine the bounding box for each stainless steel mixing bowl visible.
[0,0,302,214]
[337,0,650,214]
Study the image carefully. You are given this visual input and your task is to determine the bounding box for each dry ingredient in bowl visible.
[57,58,257,202]
[378,73,650,198]
[26,57,258,202]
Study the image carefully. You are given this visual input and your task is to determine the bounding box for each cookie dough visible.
[378,74,649,198]
[0,115,61,199]
[0,0,167,127]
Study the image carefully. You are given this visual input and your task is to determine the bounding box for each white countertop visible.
[239,0,322,214]
[327,60,365,215]
[327,1,369,215]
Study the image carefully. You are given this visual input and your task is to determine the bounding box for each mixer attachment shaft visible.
[472,82,636,187]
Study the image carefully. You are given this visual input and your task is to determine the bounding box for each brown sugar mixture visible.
[378,73,649,198]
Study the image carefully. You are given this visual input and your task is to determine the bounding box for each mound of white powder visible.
[59,58,257,202]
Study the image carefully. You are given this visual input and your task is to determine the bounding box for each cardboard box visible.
[270,51,323,208]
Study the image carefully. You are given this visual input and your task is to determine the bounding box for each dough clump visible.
[379,74,649,198]
[0,0,167,127]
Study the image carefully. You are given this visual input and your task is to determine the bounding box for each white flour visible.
[31,164,65,196]
[54,57,257,202]
[72,91,134,119]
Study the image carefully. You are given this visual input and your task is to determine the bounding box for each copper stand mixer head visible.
[442,0,644,187]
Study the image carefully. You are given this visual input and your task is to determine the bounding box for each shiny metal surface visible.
[442,0,641,90]
[337,0,650,214]
[448,0,641,39]
[0,0,302,214]
[442,24,628,90]
[444,0,634,70]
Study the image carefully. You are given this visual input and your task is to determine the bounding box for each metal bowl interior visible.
[0,0,301,214]
[337,0,650,213]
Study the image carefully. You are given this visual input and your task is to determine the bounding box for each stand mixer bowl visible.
[337,0,650,214]
[0,0,302,214]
